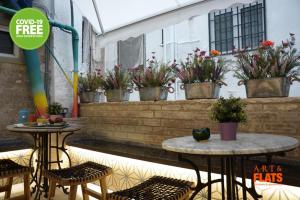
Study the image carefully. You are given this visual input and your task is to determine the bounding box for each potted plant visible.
[131,53,175,101]
[234,33,300,98]
[101,65,133,102]
[211,97,247,140]
[48,102,64,124]
[78,71,102,103]
[172,48,227,99]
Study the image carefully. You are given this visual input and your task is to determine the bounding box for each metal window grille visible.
[0,30,14,55]
[209,0,266,55]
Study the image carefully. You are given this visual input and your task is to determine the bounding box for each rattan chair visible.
[44,161,112,200]
[108,176,194,200]
[0,159,32,200]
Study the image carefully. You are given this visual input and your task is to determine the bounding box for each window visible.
[214,11,233,53]
[209,0,266,55]
[241,4,264,49]
[0,30,14,55]
[118,35,145,68]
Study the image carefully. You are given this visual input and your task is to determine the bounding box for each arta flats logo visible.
[253,164,283,184]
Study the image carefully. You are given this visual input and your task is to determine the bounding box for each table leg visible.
[42,134,49,198]
[178,154,222,200]
[231,157,236,200]
[50,131,75,194]
[28,131,75,199]
[241,157,247,200]
[232,156,263,200]
[225,157,233,200]
[207,157,211,200]
[221,158,225,200]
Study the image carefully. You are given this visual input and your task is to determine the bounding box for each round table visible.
[162,133,299,200]
[7,124,80,200]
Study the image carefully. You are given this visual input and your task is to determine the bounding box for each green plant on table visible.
[211,97,247,123]
[48,102,63,115]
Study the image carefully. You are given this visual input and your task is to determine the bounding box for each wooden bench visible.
[0,159,32,200]
[108,176,193,200]
[44,161,112,200]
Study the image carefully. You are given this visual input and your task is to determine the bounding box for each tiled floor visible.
[1,148,300,200]
[0,183,102,200]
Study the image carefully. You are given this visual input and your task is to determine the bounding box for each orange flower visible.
[211,49,221,56]
[261,40,274,47]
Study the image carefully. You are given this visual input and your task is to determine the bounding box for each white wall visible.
[51,0,83,115]
[51,0,300,105]
[147,0,300,99]
[265,0,300,96]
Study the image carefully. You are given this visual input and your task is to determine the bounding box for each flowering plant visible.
[234,34,300,81]
[130,53,175,88]
[78,71,102,92]
[172,48,227,84]
[100,65,133,90]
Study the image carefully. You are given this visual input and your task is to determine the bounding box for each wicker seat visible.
[44,161,112,200]
[0,159,32,200]
[108,176,193,200]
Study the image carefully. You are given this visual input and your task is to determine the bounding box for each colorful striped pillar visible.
[23,50,49,116]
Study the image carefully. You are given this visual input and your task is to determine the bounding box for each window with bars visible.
[209,0,266,55]
[214,11,233,53]
[241,4,264,49]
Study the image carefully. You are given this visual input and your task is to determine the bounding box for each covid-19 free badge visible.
[9,8,50,50]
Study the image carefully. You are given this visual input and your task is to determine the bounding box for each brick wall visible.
[80,98,300,161]
[0,13,45,140]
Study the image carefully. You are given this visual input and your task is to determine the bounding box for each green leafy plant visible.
[131,53,175,88]
[234,34,300,81]
[172,48,228,84]
[101,65,133,90]
[79,72,102,92]
[211,97,247,123]
[48,102,63,115]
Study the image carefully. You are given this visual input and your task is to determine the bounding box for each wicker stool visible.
[44,161,112,200]
[0,159,32,200]
[108,176,193,200]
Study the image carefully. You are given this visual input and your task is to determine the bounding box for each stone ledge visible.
[80,97,300,107]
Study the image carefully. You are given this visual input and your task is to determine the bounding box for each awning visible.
[72,0,255,46]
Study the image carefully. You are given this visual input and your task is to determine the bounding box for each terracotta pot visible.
[219,122,238,140]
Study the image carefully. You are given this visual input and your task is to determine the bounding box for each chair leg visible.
[69,185,78,200]
[4,177,13,199]
[48,180,57,200]
[81,183,89,200]
[100,177,108,200]
[23,174,31,200]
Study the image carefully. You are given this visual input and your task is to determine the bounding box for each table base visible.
[178,154,264,200]
[29,131,74,200]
